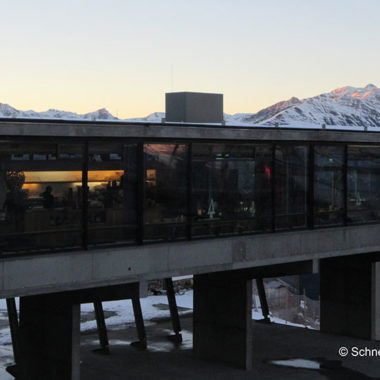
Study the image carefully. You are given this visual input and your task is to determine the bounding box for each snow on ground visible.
[81,290,193,332]
[0,290,313,377]
[270,358,321,370]
[0,292,311,340]
[252,294,313,329]
[0,289,312,362]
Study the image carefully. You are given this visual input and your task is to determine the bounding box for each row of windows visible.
[0,141,379,254]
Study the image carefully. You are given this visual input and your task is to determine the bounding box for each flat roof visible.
[1,118,380,144]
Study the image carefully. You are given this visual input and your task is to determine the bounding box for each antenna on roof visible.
[171,64,174,92]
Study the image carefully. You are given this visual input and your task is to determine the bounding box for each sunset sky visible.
[1,0,380,118]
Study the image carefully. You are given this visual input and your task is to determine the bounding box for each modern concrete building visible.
[0,93,379,378]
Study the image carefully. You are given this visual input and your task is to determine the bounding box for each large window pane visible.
[88,142,137,246]
[0,142,83,252]
[144,144,188,242]
[192,144,272,237]
[347,145,380,224]
[275,145,308,230]
[314,145,344,227]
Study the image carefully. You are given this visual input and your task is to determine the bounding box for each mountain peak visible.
[84,108,117,120]
[97,108,109,113]
[332,84,378,94]
[332,85,357,95]
[2,83,380,128]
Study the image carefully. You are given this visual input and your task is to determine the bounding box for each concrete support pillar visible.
[256,278,270,323]
[131,296,147,349]
[320,256,380,340]
[165,277,182,343]
[372,262,380,341]
[193,271,252,369]
[18,294,80,380]
[6,298,21,365]
[94,301,110,354]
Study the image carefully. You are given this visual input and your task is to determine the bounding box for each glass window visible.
[347,145,380,224]
[314,145,344,227]
[192,144,272,237]
[144,144,188,242]
[0,142,83,252]
[88,142,137,246]
[275,145,308,230]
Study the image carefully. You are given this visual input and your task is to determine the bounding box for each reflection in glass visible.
[192,144,272,237]
[347,146,380,224]
[88,143,137,245]
[314,145,344,226]
[144,144,188,241]
[275,145,308,229]
[0,143,83,252]
[6,138,380,253]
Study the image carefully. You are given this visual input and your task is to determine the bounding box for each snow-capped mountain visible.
[0,103,117,121]
[228,97,301,125]
[125,112,165,123]
[1,84,380,127]
[243,84,380,128]
[133,85,380,128]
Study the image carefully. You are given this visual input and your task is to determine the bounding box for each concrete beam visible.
[1,119,380,144]
[1,224,380,298]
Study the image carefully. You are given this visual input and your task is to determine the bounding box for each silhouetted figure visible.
[3,192,17,214]
[103,183,114,208]
[3,190,26,232]
[67,188,76,209]
[41,186,54,209]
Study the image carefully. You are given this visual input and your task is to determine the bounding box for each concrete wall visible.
[320,255,373,339]
[165,92,223,123]
[320,254,380,340]
[1,224,380,298]
[2,120,380,144]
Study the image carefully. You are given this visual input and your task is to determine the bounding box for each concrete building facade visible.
[0,111,379,378]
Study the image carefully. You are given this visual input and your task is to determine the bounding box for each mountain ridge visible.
[1,84,380,127]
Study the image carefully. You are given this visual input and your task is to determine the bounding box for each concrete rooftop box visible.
[165,92,223,123]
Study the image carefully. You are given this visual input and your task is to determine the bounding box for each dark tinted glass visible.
[314,145,344,227]
[144,144,188,242]
[0,142,83,252]
[347,145,380,224]
[88,142,138,246]
[275,145,308,229]
[192,144,272,237]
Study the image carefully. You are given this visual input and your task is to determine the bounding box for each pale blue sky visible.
[1,0,379,117]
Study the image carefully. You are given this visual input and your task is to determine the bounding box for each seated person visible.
[40,186,55,209]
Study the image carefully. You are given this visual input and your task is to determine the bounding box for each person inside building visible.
[40,186,55,209]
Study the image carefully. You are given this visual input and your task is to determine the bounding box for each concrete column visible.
[165,277,182,343]
[320,255,380,340]
[94,301,110,354]
[19,293,80,380]
[193,271,252,369]
[372,262,380,341]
